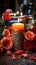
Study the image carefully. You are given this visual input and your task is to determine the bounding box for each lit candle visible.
[12,18,24,32]
[12,23,24,31]
[20,12,23,16]
[14,13,16,16]
[12,21,24,51]
[16,11,19,16]
[18,18,19,23]
[16,11,19,15]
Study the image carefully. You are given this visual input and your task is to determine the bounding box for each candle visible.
[20,12,23,16]
[12,23,24,31]
[18,18,19,23]
[14,13,16,16]
[16,11,19,16]
[12,23,24,51]
[16,11,19,15]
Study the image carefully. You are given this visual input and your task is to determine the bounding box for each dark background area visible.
[0,0,15,17]
[0,0,36,17]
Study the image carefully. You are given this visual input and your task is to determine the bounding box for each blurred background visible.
[0,0,36,16]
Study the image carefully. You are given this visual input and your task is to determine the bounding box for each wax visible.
[12,23,24,31]
[12,23,24,51]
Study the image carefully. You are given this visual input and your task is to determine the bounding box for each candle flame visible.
[18,18,19,23]
[14,13,16,16]
[21,12,23,16]
[16,11,19,14]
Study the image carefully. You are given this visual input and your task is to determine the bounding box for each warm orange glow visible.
[12,23,24,31]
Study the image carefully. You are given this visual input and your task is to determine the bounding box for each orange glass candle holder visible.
[12,23,24,51]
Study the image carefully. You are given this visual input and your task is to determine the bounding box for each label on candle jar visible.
[12,31,24,51]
